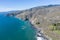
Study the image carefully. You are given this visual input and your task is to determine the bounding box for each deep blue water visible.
[0,16,36,40]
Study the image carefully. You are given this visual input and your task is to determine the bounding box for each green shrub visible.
[36,22,40,24]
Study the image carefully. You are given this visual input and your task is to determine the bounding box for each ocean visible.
[0,15,37,40]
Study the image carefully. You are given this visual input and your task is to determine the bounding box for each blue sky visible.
[0,0,60,12]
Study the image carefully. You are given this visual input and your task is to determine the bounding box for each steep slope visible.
[15,5,60,25]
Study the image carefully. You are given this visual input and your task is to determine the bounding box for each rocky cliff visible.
[14,5,60,27]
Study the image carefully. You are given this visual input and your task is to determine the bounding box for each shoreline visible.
[29,21,52,40]
[36,28,52,40]
[16,18,52,40]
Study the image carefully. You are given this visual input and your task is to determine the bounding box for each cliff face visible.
[13,5,60,27]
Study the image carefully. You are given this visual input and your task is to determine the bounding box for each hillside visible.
[7,5,60,40]
[15,5,60,25]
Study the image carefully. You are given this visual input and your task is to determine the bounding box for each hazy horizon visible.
[0,0,60,12]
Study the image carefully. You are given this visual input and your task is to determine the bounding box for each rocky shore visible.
[29,21,52,40]
[36,28,52,40]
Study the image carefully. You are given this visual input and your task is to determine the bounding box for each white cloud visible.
[0,8,20,12]
[0,8,13,12]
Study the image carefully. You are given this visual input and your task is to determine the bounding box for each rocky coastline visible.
[14,14,52,40]
[29,20,52,40]
[6,12,52,40]
[36,27,52,40]
[21,19,52,40]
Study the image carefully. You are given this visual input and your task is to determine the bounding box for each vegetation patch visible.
[49,25,56,31]
[54,30,60,34]
[36,22,40,25]
[49,23,60,34]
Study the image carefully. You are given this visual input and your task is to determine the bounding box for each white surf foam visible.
[37,37,43,40]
